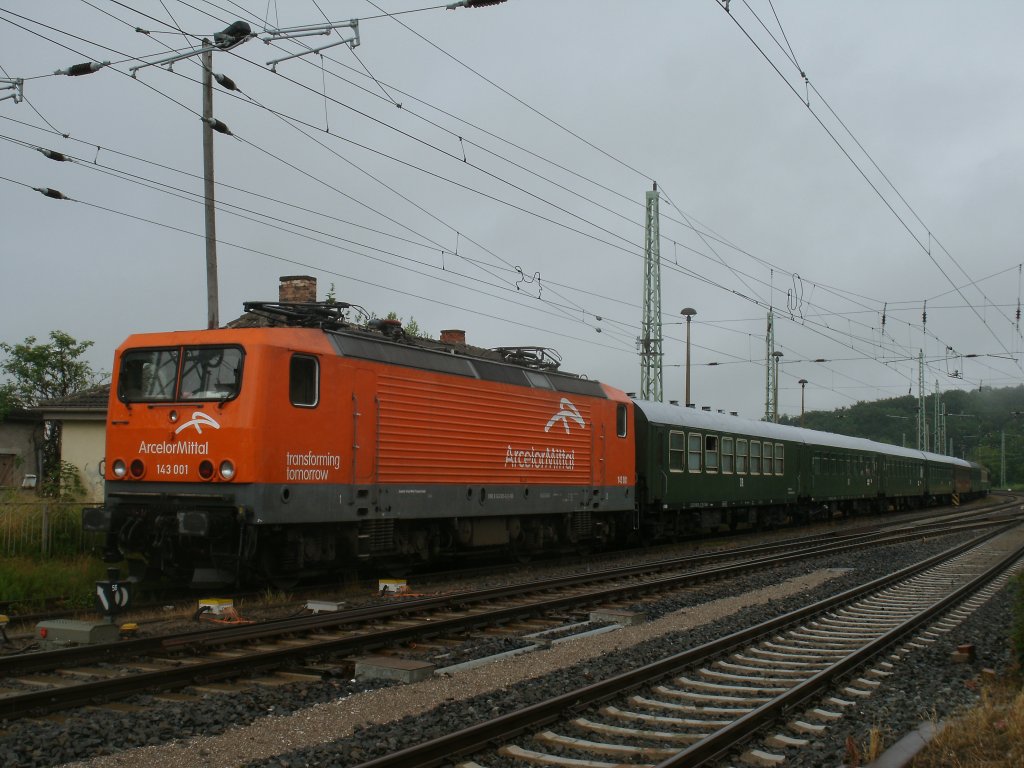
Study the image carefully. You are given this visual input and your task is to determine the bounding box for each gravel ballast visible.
[24,527,1018,768]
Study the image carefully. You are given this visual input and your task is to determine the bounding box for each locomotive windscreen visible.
[119,346,244,402]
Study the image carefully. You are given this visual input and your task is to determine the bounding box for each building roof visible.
[37,384,110,418]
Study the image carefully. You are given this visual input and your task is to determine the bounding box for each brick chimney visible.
[440,329,466,345]
[279,275,317,303]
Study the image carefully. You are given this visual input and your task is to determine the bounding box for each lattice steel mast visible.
[917,350,927,450]
[765,310,776,421]
[640,183,663,401]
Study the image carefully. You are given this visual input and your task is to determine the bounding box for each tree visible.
[0,331,102,496]
[1,331,98,408]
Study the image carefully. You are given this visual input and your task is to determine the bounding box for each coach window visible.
[687,433,702,472]
[616,404,628,438]
[668,431,685,472]
[721,437,735,474]
[749,440,761,474]
[774,444,784,475]
[736,439,748,474]
[763,443,774,475]
[705,435,719,472]
[290,355,319,407]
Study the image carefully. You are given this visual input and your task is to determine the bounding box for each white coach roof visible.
[633,399,971,467]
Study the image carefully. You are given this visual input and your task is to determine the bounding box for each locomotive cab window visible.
[180,346,243,401]
[290,355,319,407]
[120,345,243,402]
[119,347,180,402]
[704,435,719,472]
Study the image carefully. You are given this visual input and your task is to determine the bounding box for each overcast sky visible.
[2,1,1023,420]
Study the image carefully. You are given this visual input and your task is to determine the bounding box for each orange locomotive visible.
[84,301,636,584]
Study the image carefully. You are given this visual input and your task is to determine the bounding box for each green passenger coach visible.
[632,399,986,537]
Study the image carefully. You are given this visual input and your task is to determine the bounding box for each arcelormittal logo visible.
[174,411,221,435]
[545,398,585,433]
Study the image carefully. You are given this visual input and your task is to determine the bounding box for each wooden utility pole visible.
[202,42,219,329]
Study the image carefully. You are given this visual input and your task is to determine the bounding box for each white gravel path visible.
[60,567,848,768]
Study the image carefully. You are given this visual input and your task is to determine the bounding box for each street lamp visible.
[798,379,808,428]
[680,308,697,407]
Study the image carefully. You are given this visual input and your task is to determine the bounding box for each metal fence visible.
[0,501,100,558]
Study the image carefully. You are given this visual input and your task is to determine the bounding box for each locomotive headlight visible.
[219,460,236,480]
[112,459,127,478]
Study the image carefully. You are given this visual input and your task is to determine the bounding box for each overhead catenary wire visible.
[90,0,973,363]
[716,0,1023,369]
[4,2,1013,408]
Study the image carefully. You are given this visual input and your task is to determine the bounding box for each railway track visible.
[346,522,1024,768]
[0,504,1018,725]
[2,497,1004,634]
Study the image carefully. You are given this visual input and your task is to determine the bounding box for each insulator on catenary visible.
[33,187,68,200]
[214,73,238,91]
[37,148,68,162]
[55,61,109,76]
[202,117,232,135]
[214,21,252,50]
[447,0,507,7]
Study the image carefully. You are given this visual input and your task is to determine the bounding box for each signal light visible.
[130,460,145,478]
[199,460,214,480]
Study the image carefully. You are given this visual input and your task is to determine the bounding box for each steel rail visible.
[346,524,1017,768]
[657,533,1024,766]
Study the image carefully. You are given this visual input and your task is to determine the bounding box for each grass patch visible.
[0,555,110,612]
[912,678,1024,767]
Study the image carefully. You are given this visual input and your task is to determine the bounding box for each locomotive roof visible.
[227,301,587,378]
[632,399,972,467]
